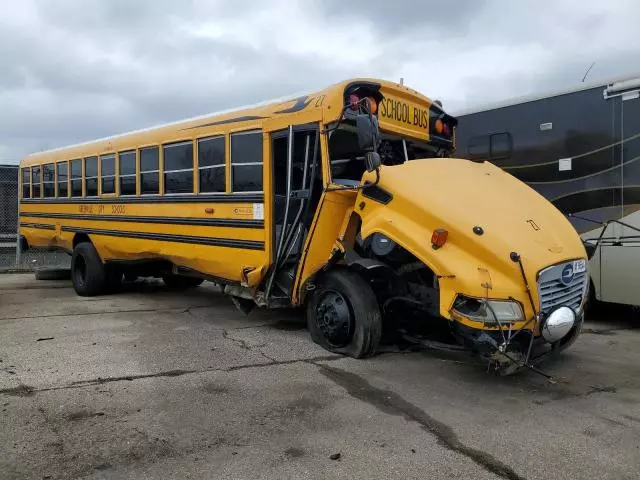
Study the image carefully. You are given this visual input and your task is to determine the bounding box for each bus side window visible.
[84,156,98,196]
[31,166,41,198]
[57,161,69,197]
[140,147,160,195]
[198,136,225,193]
[468,135,490,160]
[490,132,512,160]
[231,131,263,192]
[119,151,136,195]
[70,159,83,197]
[42,164,55,198]
[163,141,194,194]
[22,167,30,198]
[328,129,365,181]
[100,154,116,195]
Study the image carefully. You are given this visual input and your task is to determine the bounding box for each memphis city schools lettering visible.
[379,99,430,129]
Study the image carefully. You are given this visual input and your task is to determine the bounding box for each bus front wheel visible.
[71,241,107,297]
[306,269,382,358]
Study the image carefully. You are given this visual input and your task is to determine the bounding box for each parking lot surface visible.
[1,274,639,480]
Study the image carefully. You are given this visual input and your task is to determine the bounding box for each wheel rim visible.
[74,255,87,286]
[315,290,354,347]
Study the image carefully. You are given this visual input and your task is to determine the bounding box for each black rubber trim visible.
[362,185,393,204]
[20,212,263,229]
[63,226,264,250]
[19,222,55,230]
[20,193,263,205]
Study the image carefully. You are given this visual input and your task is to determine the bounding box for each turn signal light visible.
[366,96,378,114]
[435,119,444,134]
[431,228,448,249]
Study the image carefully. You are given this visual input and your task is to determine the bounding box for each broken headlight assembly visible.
[452,295,524,324]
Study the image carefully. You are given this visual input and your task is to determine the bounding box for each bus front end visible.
[353,159,588,373]
[302,79,588,373]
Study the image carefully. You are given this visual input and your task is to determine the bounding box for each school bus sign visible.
[377,90,431,138]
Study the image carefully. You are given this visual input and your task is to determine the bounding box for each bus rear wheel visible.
[306,269,381,358]
[71,241,107,297]
[162,274,204,289]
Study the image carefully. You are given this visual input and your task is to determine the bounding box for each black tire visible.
[162,274,204,289]
[306,269,382,358]
[71,242,107,296]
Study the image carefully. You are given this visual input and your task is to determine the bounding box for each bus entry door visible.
[266,125,320,301]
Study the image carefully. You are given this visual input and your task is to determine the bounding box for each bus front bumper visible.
[452,308,584,374]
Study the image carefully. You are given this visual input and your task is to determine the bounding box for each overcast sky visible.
[1,0,639,163]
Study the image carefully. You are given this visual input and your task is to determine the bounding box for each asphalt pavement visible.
[0,274,638,480]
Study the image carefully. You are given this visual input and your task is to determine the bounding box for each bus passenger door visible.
[266,125,320,301]
[600,86,640,305]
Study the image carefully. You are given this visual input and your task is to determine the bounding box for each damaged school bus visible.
[19,78,588,373]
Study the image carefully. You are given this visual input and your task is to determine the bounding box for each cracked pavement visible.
[0,274,639,480]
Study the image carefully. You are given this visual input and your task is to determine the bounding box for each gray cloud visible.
[1,0,639,162]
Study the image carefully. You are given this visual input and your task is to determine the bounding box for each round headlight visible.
[541,306,576,343]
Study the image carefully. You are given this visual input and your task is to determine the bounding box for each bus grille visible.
[538,262,587,313]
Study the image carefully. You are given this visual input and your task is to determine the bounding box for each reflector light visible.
[435,119,444,134]
[366,96,378,114]
[431,228,448,248]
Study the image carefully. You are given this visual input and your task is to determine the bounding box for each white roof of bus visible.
[30,89,314,157]
[452,71,640,117]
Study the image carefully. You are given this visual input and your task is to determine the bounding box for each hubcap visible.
[315,290,354,347]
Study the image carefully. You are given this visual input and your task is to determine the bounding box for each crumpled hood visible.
[358,158,586,317]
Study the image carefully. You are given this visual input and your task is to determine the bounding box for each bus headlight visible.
[541,306,576,343]
[452,295,524,324]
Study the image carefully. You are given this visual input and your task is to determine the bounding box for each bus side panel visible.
[91,234,266,284]
[292,190,356,304]
[19,200,269,286]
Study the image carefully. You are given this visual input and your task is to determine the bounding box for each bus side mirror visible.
[356,114,380,152]
[365,152,381,173]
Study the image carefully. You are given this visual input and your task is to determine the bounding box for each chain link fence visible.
[0,164,70,272]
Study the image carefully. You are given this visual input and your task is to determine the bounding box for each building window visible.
[468,135,490,159]
[70,159,82,197]
[119,151,136,195]
[31,166,41,198]
[22,168,30,198]
[163,141,194,194]
[42,164,55,198]
[57,162,68,197]
[198,136,225,193]
[140,146,159,195]
[231,131,262,192]
[490,132,512,159]
[100,154,116,195]
[84,156,98,196]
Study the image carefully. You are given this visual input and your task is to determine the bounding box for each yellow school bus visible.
[19,78,588,373]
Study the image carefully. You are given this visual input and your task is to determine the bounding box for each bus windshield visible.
[328,126,441,182]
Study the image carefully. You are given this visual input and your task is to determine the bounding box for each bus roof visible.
[452,71,640,117]
[21,78,434,167]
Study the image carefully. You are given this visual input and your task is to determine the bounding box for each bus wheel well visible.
[72,233,91,248]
